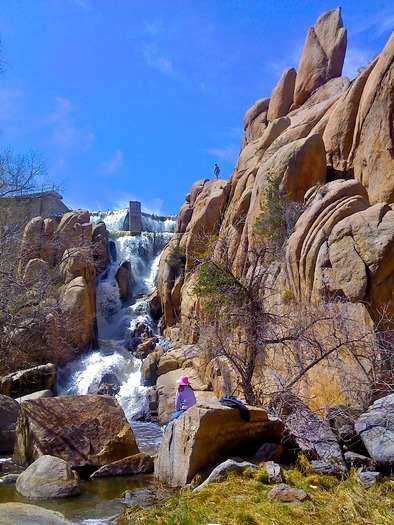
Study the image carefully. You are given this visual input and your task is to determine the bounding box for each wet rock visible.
[116,260,135,301]
[0,502,72,525]
[91,453,154,478]
[92,221,110,274]
[141,349,163,387]
[16,455,80,499]
[135,338,157,359]
[108,239,117,262]
[146,387,159,421]
[0,459,24,475]
[0,473,19,484]
[148,290,162,319]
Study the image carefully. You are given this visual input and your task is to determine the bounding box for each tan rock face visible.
[13,394,139,468]
[92,221,110,274]
[349,32,394,205]
[155,401,283,486]
[155,11,393,411]
[17,209,101,353]
[61,276,96,348]
[293,7,347,109]
[326,203,394,318]
[286,180,370,300]
[267,68,296,121]
[323,59,377,176]
[244,98,270,130]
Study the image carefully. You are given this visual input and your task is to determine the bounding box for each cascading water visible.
[57,209,176,429]
[0,209,178,525]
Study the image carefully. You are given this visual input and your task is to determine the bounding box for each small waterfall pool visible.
[0,209,177,524]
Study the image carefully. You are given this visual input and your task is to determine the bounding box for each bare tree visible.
[0,148,52,198]
[191,211,393,408]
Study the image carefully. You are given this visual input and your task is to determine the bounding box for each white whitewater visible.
[57,210,176,425]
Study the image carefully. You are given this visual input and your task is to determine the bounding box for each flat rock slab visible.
[91,452,154,478]
[0,502,72,525]
[155,401,283,487]
[13,394,139,468]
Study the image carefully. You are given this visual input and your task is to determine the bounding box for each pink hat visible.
[176,375,190,386]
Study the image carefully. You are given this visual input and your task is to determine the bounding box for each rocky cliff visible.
[155,9,394,410]
[14,210,110,362]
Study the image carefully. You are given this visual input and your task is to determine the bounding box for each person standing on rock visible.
[214,163,220,179]
[167,376,196,427]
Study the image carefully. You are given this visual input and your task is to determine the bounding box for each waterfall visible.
[57,209,176,424]
[90,209,129,231]
[90,209,177,234]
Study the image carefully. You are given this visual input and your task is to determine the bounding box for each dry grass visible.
[117,467,394,525]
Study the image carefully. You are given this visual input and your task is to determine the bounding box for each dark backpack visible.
[219,394,250,422]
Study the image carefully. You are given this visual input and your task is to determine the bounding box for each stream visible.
[0,209,176,524]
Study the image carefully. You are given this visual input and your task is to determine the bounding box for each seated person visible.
[165,375,196,429]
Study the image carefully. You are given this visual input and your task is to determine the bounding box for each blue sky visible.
[1,1,393,215]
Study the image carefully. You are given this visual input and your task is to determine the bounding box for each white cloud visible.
[348,9,394,38]
[216,126,244,140]
[98,149,123,176]
[343,46,374,80]
[141,43,176,77]
[113,192,165,215]
[201,144,240,164]
[47,96,94,151]
[144,19,164,38]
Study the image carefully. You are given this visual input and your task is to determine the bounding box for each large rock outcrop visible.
[17,209,102,351]
[155,10,393,412]
[292,8,347,109]
[155,401,283,486]
[13,395,139,468]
